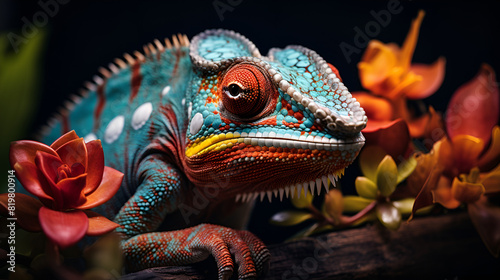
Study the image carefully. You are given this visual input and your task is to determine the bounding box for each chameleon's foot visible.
[122,223,270,280]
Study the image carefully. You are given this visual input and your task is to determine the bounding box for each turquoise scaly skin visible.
[41,30,367,279]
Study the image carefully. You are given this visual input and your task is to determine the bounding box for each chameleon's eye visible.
[227,83,243,97]
[220,63,276,120]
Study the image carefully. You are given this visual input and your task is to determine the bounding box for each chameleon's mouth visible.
[235,169,343,203]
[186,131,365,157]
[186,131,364,203]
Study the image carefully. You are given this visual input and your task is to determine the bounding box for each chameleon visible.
[40,29,367,279]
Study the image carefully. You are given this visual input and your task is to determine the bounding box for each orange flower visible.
[416,130,500,209]
[408,64,499,256]
[0,131,123,248]
[353,10,446,139]
[357,10,445,99]
[411,64,499,210]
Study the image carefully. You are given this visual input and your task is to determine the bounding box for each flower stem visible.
[307,204,336,225]
[45,239,61,266]
[340,201,378,226]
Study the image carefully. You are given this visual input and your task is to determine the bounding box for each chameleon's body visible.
[41,30,366,279]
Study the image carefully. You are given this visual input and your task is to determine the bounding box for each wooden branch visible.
[122,212,500,279]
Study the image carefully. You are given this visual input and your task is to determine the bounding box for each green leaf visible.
[376,155,398,197]
[360,146,387,181]
[397,155,418,183]
[0,31,44,193]
[355,177,378,199]
[285,223,321,241]
[376,202,402,230]
[291,187,313,209]
[309,224,334,236]
[343,196,373,212]
[393,198,415,215]
[269,210,313,226]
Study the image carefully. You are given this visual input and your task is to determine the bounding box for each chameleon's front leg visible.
[123,224,270,279]
[114,154,270,279]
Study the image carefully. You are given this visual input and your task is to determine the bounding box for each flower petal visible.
[38,207,88,249]
[445,64,499,143]
[355,177,378,199]
[0,193,42,231]
[478,126,500,171]
[10,140,58,166]
[450,135,485,174]
[410,164,443,220]
[408,106,445,141]
[363,119,411,160]
[407,141,441,197]
[77,167,124,209]
[57,173,88,209]
[481,164,500,194]
[468,196,500,257]
[12,162,55,206]
[84,210,120,236]
[84,140,105,195]
[363,119,398,134]
[376,155,399,197]
[405,57,446,99]
[399,10,425,71]
[35,152,64,208]
[35,151,62,185]
[407,112,430,139]
[49,130,79,151]
[451,177,485,203]
[432,176,461,209]
[358,41,399,94]
[323,189,343,222]
[359,145,387,182]
[55,138,88,172]
[352,92,393,123]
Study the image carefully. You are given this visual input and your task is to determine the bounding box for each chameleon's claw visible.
[122,223,268,279]
[220,268,233,280]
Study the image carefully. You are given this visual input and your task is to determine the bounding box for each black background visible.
[1,0,499,244]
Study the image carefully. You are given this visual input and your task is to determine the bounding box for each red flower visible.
[0,131,123,248]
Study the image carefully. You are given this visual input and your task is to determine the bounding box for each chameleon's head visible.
[184,30,367,202]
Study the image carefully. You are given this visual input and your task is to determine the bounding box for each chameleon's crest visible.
[36,34,189,140]
[189,29,261,71]
[189,29,366,136]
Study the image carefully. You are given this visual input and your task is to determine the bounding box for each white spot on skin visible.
[83,133,97,142]
[131,102,153,130]
[188,102,193,119]
[190,113,204,135]
[162,86,171,96]
[104,115,125,144]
